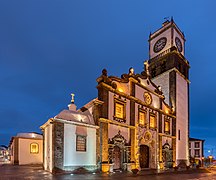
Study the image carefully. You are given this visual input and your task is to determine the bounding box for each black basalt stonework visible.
[53,122,64,170]
[130,82,135,126]
[149,50,189,79]
[98,87,109,119]
[169,70,176,110]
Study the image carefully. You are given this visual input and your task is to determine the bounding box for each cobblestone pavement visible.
[1,164,216,180]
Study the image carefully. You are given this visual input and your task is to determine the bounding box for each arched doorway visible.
[113,146,121,170]
[139,145,149,168]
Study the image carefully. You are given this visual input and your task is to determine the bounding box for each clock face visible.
[144,92,152,105]
[153,37,167,53]
[175,37,183,52]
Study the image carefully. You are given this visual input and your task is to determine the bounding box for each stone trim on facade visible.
[53,122,64,171]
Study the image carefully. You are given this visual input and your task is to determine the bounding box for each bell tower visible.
[148,18,190,166]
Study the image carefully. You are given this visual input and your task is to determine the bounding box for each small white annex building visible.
[9,132,43,165]
[41,96,99,173]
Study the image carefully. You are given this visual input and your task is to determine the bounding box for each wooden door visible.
[139,145,149,168]
[113,146,121,170]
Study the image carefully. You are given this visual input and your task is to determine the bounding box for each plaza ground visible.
[0,164,216,180]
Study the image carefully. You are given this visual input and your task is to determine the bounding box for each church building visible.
[41,19,190,173]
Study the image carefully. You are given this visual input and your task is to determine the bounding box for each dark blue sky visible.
[0,0,215,156]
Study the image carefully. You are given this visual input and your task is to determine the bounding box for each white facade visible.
[64,123,97,168]
[176,73,189,162]
[44,124,53,171]
[149,20,190,166]
[41,101,99,172]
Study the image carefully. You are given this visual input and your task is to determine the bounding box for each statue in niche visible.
[162,140,173,168]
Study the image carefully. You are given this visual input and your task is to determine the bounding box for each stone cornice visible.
[40,118,53,130]
[41,117,100,130]
[54,118,99,129]
[158,133,176,138]
[99,118,136,129]
[97,82,176,118]
[151,67,190,83]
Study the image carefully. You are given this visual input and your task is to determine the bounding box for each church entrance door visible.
[113,146,121,170]
[139,145,149,168]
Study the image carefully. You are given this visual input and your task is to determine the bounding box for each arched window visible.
[30,143,39,154]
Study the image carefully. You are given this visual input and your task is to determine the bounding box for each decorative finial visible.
[102,69,107,76]
[71,93,75,104]
[144,60,150,76]
[129,67,134,75]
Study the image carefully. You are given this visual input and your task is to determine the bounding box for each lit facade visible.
[96,68,176,171]
[41,99,100,172]
[9,133,43,165]
[148,18,190,166]
[41,19,190,172]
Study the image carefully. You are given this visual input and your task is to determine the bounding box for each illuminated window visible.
[30,143,39,154]
[149,114,156,128]
[115,103,124,119]
[139,110,146,126]
[164,120,170,133]
[114,98,126,122]
[76,135,86,152]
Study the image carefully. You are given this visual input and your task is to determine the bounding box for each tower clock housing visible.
[149,19,185,59]
[148,19,190,166]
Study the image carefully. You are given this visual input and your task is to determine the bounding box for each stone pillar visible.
[53,121,64,172]
[100,122,109,172]
[172,138,176,167]
[14,138,19,165]
[159,135,163,169]
[130,128,136,169]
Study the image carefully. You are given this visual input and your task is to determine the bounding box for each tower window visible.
[161,61,166,72]
[178,63,182,71]
[178,130,180,140]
